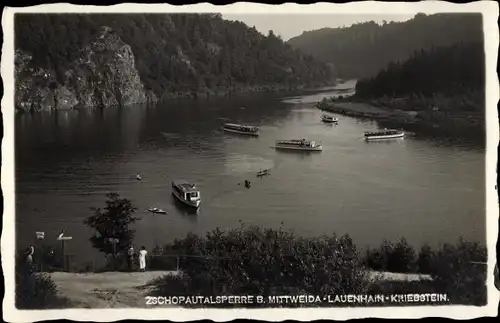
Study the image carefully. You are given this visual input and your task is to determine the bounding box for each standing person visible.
[25,245,35,273]
[127,245,135,271]
[139,246,148,272]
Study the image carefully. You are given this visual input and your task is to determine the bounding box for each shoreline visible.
[317,97,485,145]
[14,81,338,114]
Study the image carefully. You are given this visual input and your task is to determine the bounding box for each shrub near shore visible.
[149,225,488,307]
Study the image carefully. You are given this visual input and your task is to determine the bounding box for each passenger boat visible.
[172,180,201,209]
[364,129,405,140]
[274,139,323,151]
[147,207,166,214]
[222,123,259,136]
[321,114,338,123]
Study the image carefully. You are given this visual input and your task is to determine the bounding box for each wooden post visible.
[57,231,72,272]
[108,238,120,270]
[176,256,179,272]
[35,231,45,272]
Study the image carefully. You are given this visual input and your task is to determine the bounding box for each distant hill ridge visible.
[287,13,484,79]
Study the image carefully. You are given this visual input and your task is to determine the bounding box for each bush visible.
[429,238,487,305]
[152,224,369,306]
[387,237,416,273]
[15,251,69,309]
[363,237,487,306]
[364,238,417,273]
[416,244,435,274]
[151,229,488,307]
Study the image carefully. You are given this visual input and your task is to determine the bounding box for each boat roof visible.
[173,180,199,192]
[365,129,400,133]
[224,123,256,128]
[278,139,312,142]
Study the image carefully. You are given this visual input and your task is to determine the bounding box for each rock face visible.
[15,26,157,112]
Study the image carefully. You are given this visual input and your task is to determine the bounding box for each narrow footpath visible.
[48,271,180,308]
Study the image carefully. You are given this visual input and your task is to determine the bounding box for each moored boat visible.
[172,180,201,209]
[222,123,259,136]
[364,129,405,140]
[147,207,166,214]
[274,139,323,151]
[321,114,338,123]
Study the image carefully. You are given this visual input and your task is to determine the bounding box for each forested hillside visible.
[355,41,485,99]
[15,13,335,101]
[288,13,483,79]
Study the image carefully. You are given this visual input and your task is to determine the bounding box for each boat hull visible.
[222,127,259,136]
[365,133,404,140]
[148,210,166,214]
[274,145,323,152]
[321,117,338,123]
[172,190,201,209]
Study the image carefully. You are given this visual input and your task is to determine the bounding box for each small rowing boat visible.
[274,139,323,152]
[364,129,405,140]
[257,169,270,177]
[222,123,259,136]
[147,207,166,214]
[321,114,338,123]
[172,180,201,209]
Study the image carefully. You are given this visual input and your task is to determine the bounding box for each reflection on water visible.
[15,82,486,262]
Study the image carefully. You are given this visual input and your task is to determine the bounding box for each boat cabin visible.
[224,123,258,133]
[172,181,201,202]
[364,129,402,137]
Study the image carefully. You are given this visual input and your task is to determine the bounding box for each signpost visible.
[57,231,73,271]
[35,231,45,272]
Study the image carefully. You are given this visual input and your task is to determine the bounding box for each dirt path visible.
[366,271,432,282]
[49,269,432,308]
[49,271,180,308]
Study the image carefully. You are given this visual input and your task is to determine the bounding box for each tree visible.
[83,192,139,264]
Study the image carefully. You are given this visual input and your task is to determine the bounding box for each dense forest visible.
[355,41,485,99]
[15,13,335,99]
[288,13,483,79]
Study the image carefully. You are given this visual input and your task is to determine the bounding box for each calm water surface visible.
[15,83,486,261]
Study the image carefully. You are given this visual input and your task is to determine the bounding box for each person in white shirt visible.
[139,246,148,272]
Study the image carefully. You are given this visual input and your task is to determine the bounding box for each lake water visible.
[15,82,486,262]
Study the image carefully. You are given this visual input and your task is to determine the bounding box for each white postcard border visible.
[2,1,499,321]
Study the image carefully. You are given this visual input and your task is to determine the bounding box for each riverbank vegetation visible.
[316,40,485,141]
[15,13,334,100]
[147,224,487,307]
[16,193,488,308]
[288,13,483,80]
[15,250,70,309]
[355,41,484,99]
[357,41,484,137]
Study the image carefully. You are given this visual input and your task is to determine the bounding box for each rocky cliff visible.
[16,14,335,104]
[15,26,157,112]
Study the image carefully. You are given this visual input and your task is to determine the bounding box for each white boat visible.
[321,114,338,123]
[147,207,166,214]
[172,180,201,209]
[274,139,323,151]
[222,123,259,136]
[364,129,405,140]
